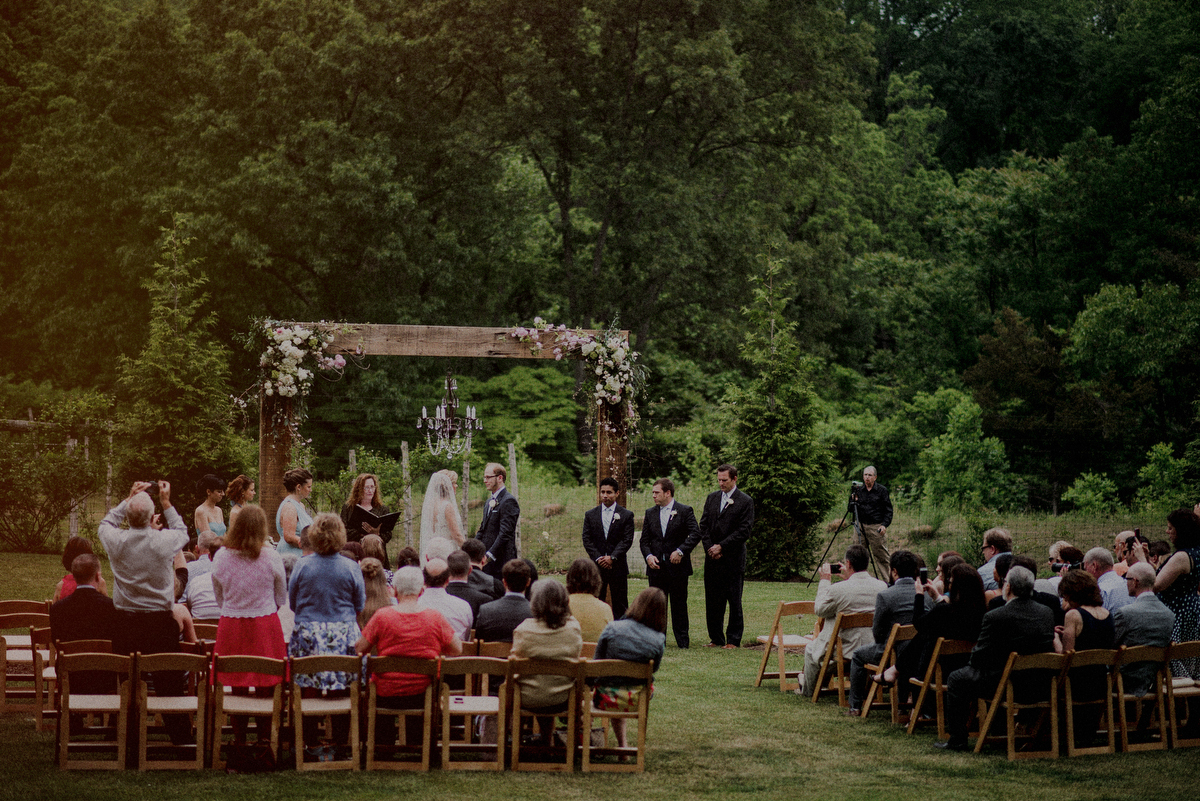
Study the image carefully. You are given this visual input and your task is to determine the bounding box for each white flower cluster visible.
[508,318,643,428]
[258,323,345,398]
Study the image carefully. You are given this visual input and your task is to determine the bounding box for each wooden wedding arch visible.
[258,323,632,522]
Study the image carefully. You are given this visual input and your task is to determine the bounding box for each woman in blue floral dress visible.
[287,512,365,757]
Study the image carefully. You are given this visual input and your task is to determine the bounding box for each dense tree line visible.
[1,0,1196,512]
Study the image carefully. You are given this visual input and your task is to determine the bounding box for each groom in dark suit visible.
[476,462,520,578]
[582,477,636,618]
[700,464,755,648]
[639,477,702,648]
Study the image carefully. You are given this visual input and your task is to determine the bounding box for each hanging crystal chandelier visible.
[416,370,481,457]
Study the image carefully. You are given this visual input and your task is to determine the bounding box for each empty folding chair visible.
[135,651,209,770]
[1166,640,1200,749]
[754,601,816,693]
[56,652,132,770]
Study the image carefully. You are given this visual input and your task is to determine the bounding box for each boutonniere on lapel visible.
[488,499,497,510]
[612,513,620,521]
[726,499,734,506]
[669,510,677,519]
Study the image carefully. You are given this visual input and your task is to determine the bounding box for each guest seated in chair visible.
[356,565,462,748]
[511,580,583,743]
[593,587,667,747]
[880,562,987,699]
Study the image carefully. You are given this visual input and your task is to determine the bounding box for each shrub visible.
[1062,472,1121,515]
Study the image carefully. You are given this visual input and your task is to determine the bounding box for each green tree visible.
[0,391,112,552]
[117,217,245,493]
[1133,442,1189,514]
[728,255,838,579]
[917,394,1023,510]
[1061,472,1121,516]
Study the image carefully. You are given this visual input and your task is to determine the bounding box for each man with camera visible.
[98,480,191,742]
[801,545,887,694]
[851,466,892,580]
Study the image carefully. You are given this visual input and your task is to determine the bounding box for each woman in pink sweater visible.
[211,505,287,744]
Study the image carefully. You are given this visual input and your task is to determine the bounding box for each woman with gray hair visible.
[356,565,462,748]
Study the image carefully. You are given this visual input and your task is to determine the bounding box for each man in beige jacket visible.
[801,544,888,693]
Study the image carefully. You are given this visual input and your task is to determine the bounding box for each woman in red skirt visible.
[211,505,288,744]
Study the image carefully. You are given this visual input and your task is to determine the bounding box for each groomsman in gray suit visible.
[1113,562,1175,696]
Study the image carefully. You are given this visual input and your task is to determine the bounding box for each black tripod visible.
[808,493,881,583]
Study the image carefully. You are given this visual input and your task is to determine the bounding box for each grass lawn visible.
[3,553,1199,801]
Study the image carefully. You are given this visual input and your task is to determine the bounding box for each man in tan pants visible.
[852,466,892,580]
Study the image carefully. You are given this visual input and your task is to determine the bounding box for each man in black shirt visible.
[852,466,892,580]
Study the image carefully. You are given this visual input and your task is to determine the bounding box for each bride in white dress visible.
[419,470,465,560]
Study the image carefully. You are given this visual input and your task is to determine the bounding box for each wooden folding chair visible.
[580,642,597,659]
[860,623,917,722]
[31,626,56,732]
[906,638,976,738]
[1063,648,1118,756]
[0,612,51,715]
[581,659,654,773]
[0,600,50,617]
[1113,644,1168,752]
[193,623,219,642]
[810,612,873,707]
[974,651,1068,759]
[364,655,438,771]
[290,655,361,771]
[56,652,132,769]
[509,657,581,773]
[754,601,816,692]
[439,656,510,770]
[478,641,512,658]
[210,655,286,771]
[1166,640,1200,749]
[135,652,209,770]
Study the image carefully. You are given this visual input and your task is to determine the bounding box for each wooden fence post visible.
[348,449,356,475]
[67,438,78,537]
[508,443,520,557]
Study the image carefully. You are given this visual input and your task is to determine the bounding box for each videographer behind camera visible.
[850,466,892,580]
[97,480,192,743]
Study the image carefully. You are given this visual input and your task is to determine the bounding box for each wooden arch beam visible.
[259,323,631,523]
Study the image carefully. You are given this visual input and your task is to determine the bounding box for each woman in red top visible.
[356,565,462,748]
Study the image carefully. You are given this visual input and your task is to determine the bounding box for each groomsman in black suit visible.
[700,464,755,648]
[639,477,702,648]
[476,462,520,578]
[582,477,636,618]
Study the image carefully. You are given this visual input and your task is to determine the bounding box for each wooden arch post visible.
[258,324,633,521]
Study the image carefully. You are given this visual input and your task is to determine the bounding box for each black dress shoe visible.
[933,740,968,752]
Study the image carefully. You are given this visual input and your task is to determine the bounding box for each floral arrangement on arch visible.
[237,319,360,442]
[508,318,645,434]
